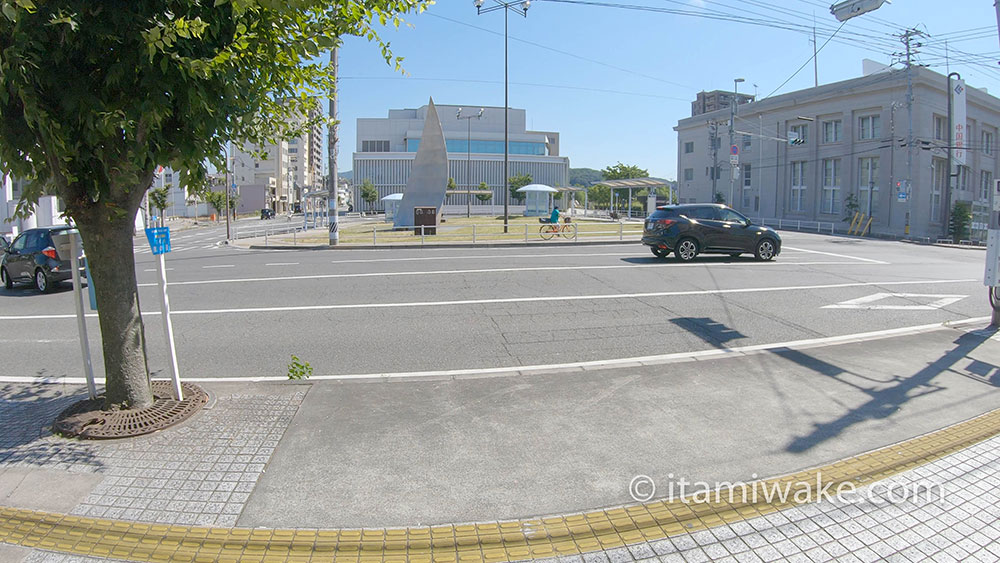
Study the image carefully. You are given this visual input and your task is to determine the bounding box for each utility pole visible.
[709,120,719,201]
[328,46,339,245]
[897,28,926,237]
[729,78,745,206]
[812,25,819,87]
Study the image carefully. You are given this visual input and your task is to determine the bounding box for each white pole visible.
[69,234,96,400]
[157,252,183,400]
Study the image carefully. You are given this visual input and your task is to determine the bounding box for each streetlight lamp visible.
[457,107,484,219]
[475,0,530,233]
[729,77,745,207]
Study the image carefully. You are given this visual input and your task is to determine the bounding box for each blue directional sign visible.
[145,227,171,255]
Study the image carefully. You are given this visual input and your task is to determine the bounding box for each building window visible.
[742,135,752,150]
[858,157,879,216]
[957,166,971,192]
[931,158,946,220]
[821,120,842,144]
[790,124,808,145]
[743,164,752,187]
[981,170,993,201]
[707,166,723,180]
[684,142,694,154]
[859,115,880,140]
[362,140,390,152]
[983,131,994,156]
[822,159,841,214]
[288,148,297,153]
[791,161,806,212]
[934,116,948,141]
[684,168,694,181]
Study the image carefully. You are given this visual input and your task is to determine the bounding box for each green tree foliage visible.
[569,167,602,187]
[714,192,726,204]
[843,193,860,223]
[950,201,972,243]
[0,0,429,409]
[587,185,611,207]
[475,181,492,202]
[447,177,456,190]
[508,173,532,202]
[601,162,649,180]
[147,187,169,225]
[203,190,227,219]
[360,179,378,210]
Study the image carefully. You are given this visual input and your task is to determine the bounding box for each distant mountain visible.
[339,170,353,180]
[569,167,603,187]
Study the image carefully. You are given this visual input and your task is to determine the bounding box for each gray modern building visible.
[353,103,570,211]
[675,65,1000,240]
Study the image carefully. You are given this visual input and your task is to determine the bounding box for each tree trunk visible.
[75,209,153,410]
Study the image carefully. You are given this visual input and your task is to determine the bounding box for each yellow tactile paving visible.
[3,407,1000,562]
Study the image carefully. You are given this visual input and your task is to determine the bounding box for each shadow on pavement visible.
[0,384,102,469]
[670,317,747,349]
[783,330,996,454]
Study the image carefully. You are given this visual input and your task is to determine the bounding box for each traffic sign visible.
[897,191,907,202]
[145,227,171,255]
[730,154,739,165]
[731,145,739,156]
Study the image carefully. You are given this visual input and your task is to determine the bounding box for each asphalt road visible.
[0,227,990,381]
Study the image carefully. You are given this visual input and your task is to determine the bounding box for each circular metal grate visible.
[53,381,208,439]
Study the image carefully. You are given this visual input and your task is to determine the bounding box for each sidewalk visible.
[1,322,1000,561]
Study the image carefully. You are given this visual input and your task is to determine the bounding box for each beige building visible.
[233,141,293,214]
[675,65,1000,240]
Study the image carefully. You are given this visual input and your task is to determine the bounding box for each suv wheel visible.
[1,267,11,290]
[674,238,699,262]
[755,239,777,261]
[34,268,52,293]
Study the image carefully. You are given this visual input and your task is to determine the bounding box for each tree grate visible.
[53,381,209,440]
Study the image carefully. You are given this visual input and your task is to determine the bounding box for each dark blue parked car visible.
[641,204,781,262]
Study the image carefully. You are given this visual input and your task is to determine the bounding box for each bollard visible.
[293,230,296,246]
[619,222,623,241]
[421,225,425,245]
[373,226,377,246]
[472,224,476,244]
[524,224,528,243]
[574,223,579,241]
[265,230,268,247]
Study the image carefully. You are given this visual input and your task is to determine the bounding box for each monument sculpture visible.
[394,98,449,229]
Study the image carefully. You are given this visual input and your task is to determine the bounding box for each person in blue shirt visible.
[549,206,560,224]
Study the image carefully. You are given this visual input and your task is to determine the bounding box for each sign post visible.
[145,227,183,400]
[68,231,97,400]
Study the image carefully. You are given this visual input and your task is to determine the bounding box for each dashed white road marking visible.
[265,262,300,267]
[202,265,235,269]
[783,246,888,264]
[822,293,968,310]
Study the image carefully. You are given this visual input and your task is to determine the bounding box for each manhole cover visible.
[53,381,208,439]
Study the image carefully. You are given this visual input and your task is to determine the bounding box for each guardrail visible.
[751,218,836,235]
[232,221,307,244]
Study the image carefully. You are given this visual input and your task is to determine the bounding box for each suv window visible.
[23,231,44,252]
[11,234,27,252]
[718,209,747,224]
[649,209,678,220]
[684,206,719,221]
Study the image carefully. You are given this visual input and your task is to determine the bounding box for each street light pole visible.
[457,107,484,219]
[475,0,530,233]
[223,143,231,240]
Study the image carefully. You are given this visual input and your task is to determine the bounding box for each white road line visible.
[2,317,989,384]
[202,265,235,269]
[783,246,888,264]
[0,278,976,320]
[143,268,174,272]
[329,251,634,264]
[133,261,878,288]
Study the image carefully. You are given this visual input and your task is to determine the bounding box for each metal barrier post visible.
[574,223,578,240]
[524,224,528,243]
[264,230,268,247]
[421,225,425,245]
[373,226,377,246]
[472,224,477,244]
[619,222,623,241]
[293,230,296,246]
[797,220,801,230]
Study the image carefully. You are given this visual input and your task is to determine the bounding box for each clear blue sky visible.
[332,0,1000,180]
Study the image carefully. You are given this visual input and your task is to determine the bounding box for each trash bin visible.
[414,206,437,235]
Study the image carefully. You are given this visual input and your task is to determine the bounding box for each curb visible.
[3,407,999,561]
[242,239,643,251]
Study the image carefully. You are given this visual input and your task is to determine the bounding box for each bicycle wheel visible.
[539,225,555,240]
[560,224,573,239]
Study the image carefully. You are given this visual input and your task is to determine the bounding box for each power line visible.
[338,76,691,101]
[764,20,847,98]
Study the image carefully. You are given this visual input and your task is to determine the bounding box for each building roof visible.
[517,184,559,193]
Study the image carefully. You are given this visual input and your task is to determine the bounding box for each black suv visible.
[1,226,85,293]
[642,204,781,262]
